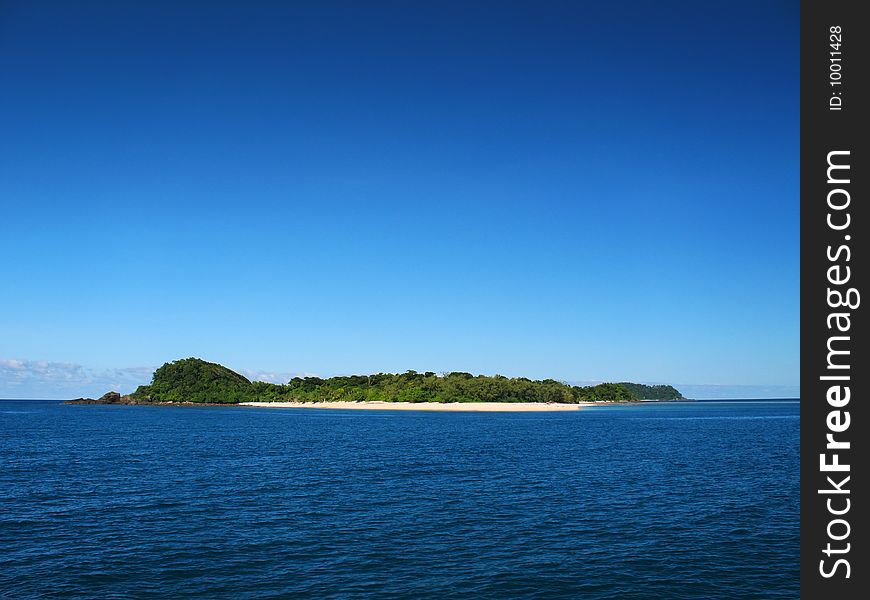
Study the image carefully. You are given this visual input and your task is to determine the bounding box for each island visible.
[67,358,684,410]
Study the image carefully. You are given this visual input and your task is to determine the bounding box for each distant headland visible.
[66,358,684,410]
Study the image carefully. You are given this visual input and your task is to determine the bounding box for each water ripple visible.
[0,400,798,598]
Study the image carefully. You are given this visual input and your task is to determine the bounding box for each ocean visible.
[0,399,799,599]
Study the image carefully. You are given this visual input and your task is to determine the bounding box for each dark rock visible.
[65,391,123,404]
[98,391,122,403]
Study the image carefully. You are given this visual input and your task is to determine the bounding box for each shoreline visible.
[239,401,597,412]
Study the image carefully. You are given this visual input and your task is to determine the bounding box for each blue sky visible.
[0,1,799,398]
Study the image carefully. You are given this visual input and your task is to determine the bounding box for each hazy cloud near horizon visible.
[566,380,800,400]
[0,359,307,399]
[0,359,155,399]
[2,358,799,400]
[673,383,800,400]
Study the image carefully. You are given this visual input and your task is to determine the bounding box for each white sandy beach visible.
[239,401,595,412]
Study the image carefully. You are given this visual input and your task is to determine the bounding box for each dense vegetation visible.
[131,358,253,404]
[130,358,683,404]
[617,382,683,401]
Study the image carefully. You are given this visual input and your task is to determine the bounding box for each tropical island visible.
[67,358,684,411]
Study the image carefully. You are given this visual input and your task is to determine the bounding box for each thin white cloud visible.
[566,380,799,399]
[675,383,800,400]
[0,359,312,398]
[0,359,155,399]
[239,369,314,384]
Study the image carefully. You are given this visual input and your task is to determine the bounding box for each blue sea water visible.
[0,400,799,599]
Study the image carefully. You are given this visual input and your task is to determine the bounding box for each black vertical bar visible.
[801,0,867,597]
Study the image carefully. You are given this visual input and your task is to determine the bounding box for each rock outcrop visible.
[67,391,122,404]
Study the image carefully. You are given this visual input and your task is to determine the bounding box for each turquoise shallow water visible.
[0,400,798,599]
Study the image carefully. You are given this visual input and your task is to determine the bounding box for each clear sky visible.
[0,1,799,398]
